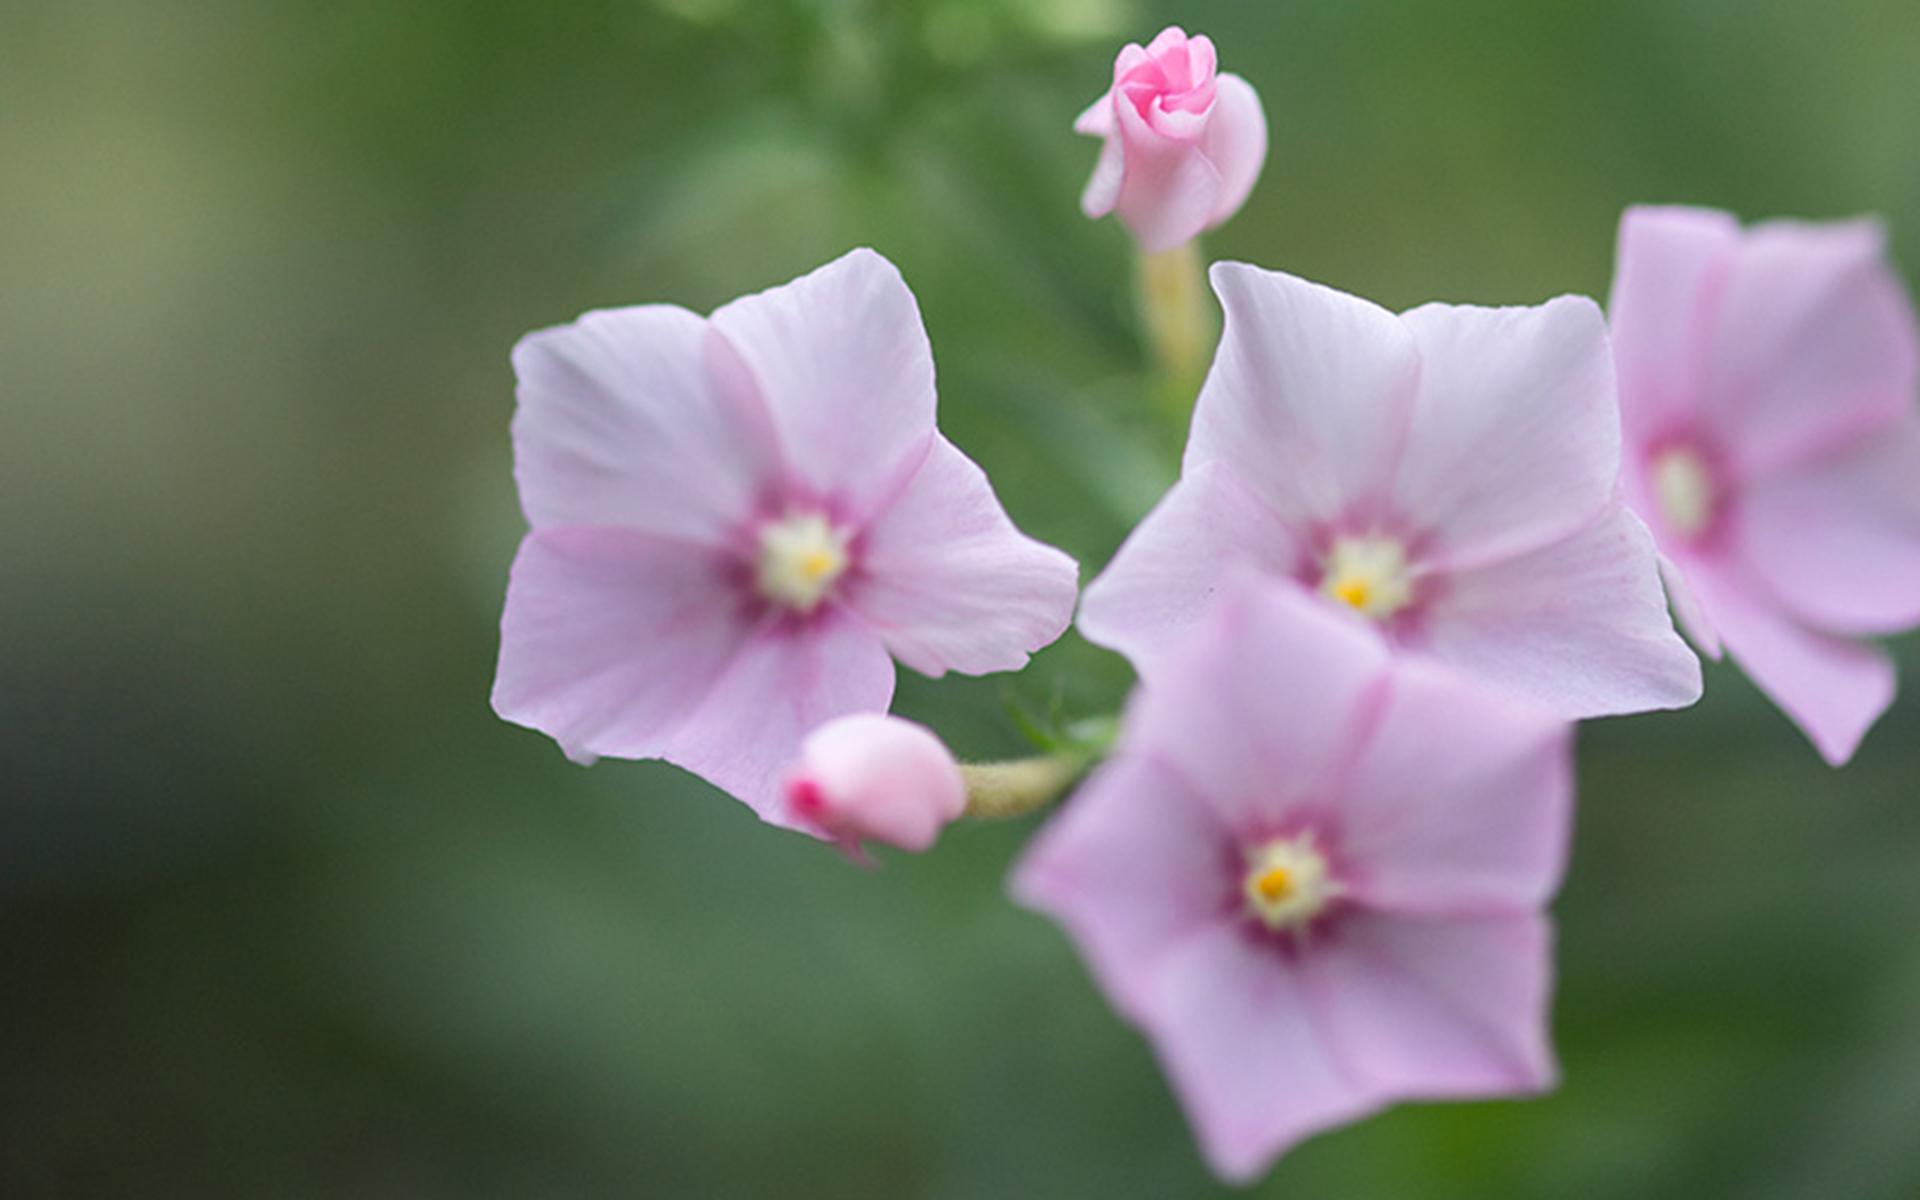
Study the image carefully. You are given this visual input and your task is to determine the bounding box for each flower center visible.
[1651,447,1716,541]
[1242,834,1340,933]
[756,511,849,613]
[1319,536,1414,620]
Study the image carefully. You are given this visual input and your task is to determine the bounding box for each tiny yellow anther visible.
[800,549,838,581]
[1319,535,1414,621]
[757,512,850,613]
[1242,834,1339,932]
[1254,866,1293,903]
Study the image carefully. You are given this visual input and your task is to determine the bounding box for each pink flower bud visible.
[783,715,966,855]
[1075,27,1268,253]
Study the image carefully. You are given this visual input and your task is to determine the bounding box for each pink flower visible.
[1075,26,1267,253]
[1014,573,1569,1182]
[782,714,966,856]
[1078,262,1702,719]
[1609,206,1920,764]
[491,249,1079,824]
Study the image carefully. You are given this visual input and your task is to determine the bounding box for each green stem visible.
[961,755,1086,821]
[1134,239,1214,429]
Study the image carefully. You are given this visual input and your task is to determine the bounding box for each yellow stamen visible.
[800,549,838,581]
[1332,579,1370,611]
[1319,535,1414,621]
[1242,834,1339,932]
[1652,447,1716,541]
[756,512,850,612]
[1254,866,1293,903]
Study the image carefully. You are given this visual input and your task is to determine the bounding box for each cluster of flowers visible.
[491,26,1920,1183]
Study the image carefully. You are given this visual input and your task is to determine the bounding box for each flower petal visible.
[847,435,1079,677]
[1607,205,1742,440]
[1704,218,1919,476]
[1395,295,1620,564]
[1184,34,1218,87]
[1010,753,1233,1023]
[1073,91,1116,138]
[1693,569,1896,766]
[1126,571,1389,835]
[787,714,964,853]
[1079,131,1124,219]
[1188,263,1421,530]
[1660,552,1723,659]
[1736,418,1920,636]
[1147,924,1374,1183]
[1077,461,1305,675]
[510,305,778,542]
[708,248,938,519]
[1338,659,1572,916]
[1420,506,1702,718]
[1308,913,1557,1101]
[492,527,756,762]
[663,606,897,823]
[1200,73,1266,226]
[1112,93,1224,252]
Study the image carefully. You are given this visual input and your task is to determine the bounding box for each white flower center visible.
[1651,447,1716,540]
[1319,535,1414,620]
[756,511,849,613]
[1242,834,1341,933]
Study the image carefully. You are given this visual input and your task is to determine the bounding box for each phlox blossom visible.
[1609,206,1920,764]
[492,249,1078,824]
[1015,572,1569,1182]
[1076,26,1267,253]
[1079,262,1702,720]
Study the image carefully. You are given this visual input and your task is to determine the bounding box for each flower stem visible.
[1135,239,1214,429]
[961,755,1086,821]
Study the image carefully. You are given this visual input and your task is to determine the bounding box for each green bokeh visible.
[4,0,1919,1195]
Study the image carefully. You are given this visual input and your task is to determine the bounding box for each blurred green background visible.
[5,0,1920,1195]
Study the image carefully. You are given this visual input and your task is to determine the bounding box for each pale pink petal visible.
[1125,572,1389,835]
[1199,73,1265,226]
[1660,553,1723,659]
[1143,25,1189,61]
[1704,218,1919,476]
[707,248,937,519]
[1693,571,1896,766]
[1145,102,1209,142]
[491,527,756,762]
[1079,132,1124,218]
[1112,96,1224,252]
[1737,418,1920,636]
[784,714,964,853]
[846,435,1079,677]
[1338,661,1571,917]
[1146,925,1374,1183]
[1073,91,1116,138]
[1184,34,1218,86]
[1607,205,1742,439]
[1110,42,1150,83]
[1395,296,1621,564]
[1420,506,1702,718]
[1010,754,1232,1022]
[1308,913,1556,1100]
[510,305,778,542]
[1188,263,1421,530]
[663,606,897,824]
[1077,461,1306,674]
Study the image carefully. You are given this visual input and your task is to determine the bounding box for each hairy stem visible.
[1134,239,1214,426]
[961,756,1086,821]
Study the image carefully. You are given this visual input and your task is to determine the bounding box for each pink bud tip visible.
[1074,26,1268,253]
[786,776,828,821]
[782,714,967,856]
